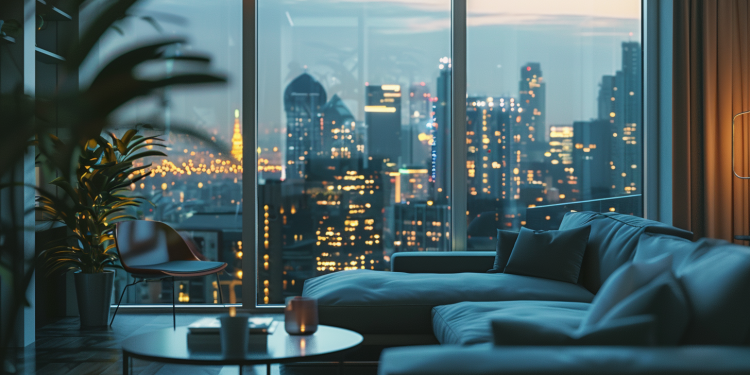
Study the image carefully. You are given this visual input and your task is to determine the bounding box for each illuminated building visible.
[312,168,386,275]
[467,97,512,201]
[573,120,613,200]
[406,83,432,167]
[391,202,450,253]
[231,109,243,162]
[519,63,547,162]
[365,84,402,166]
[256,180,315,305]
[284,73,327,180]
[396,167,431,203]
[465,96,515,230]
[432,58,451,203]
[309,94,362,179]
[544,125,577,203]
[598,42,642,196]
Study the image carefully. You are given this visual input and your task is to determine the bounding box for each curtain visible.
[673,0,750,242]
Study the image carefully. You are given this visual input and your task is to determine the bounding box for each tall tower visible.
[309,94,359,179]
[620,42,642,195]
[433,57,452,203]
[599,42,642,196]
[573,119,612,200]
[283,73,327,180]
[518,63,546,162]
[407,83,432,167]
[231,109,243,162]
[545,125,576,202]
[365,84,402,166]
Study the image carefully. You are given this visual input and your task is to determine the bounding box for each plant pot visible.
[74,270,114,327]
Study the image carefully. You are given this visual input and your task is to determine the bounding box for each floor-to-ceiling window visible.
[251,0,643,308]
[465,0,643,247]
[82,0,243,305]
[255,0,451,305]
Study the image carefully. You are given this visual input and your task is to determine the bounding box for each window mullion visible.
[451,0,468,251]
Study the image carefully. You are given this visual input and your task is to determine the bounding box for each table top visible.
[121,324,363,365]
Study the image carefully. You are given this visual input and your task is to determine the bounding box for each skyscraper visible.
[598,42,642,197]
[519,63,547,162]
[466,97,512,201]
[365,84,402,166]
[283,73,327,180]
[544,125,577,203]
[572,119,612,200]
[407,83,432,167]
[433,58,452,203]
[309,94,361,179]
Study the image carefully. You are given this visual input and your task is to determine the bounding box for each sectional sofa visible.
[302,211,750,374]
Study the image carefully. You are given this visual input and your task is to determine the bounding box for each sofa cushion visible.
[433,301,589,345]
[580,255,688,345]
[676,239,750,344]
[303,269,595,335]
[504,226,591,284]
[487,230,519,273]
[378,346,750,375]
[559,211,693,294]
[492,314,657,346]
[488,256,687,347]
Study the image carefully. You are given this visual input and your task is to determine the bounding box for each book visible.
[187,317,275,334]
[186,321,279,352]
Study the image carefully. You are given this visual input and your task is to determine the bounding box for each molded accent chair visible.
[111,220,227,328]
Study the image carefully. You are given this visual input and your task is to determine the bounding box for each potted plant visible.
[36,127,166,327]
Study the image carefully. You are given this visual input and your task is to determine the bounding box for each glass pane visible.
[81,0,243,304]
[257,0,450,305]
[465,0,642,247]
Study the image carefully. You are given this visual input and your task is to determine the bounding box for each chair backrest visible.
[115,220,200,269]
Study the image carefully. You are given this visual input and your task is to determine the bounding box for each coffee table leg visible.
[122,352,128,375]
[267,363,271,375]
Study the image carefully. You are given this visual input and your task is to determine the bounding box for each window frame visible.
[242,0,654,311]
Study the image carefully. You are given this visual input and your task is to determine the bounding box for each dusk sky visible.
[84,0,640,147]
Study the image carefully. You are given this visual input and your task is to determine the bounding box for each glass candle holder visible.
[285,296,318,335]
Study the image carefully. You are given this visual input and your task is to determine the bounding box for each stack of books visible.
[186,317,277,352]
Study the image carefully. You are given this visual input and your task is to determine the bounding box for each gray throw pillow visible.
[676,242,750,344]
[492,255,688,346]
[503,226,591,284]
[487,230,519,273]
[580,254,688,345]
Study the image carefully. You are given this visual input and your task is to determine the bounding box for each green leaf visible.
[66,0,141,69]
[123,150,167,163]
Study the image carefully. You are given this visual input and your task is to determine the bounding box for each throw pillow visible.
[676,241,750,344]
[503,226,591,284]
[579,254,688,345]
[486,229,519,273]
[492,255,688,346]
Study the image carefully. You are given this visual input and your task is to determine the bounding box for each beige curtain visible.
[673,0,750,242]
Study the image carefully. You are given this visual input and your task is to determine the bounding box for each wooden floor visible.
[9,313,378,375]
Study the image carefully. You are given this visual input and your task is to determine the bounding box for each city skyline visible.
[92,0,642,306]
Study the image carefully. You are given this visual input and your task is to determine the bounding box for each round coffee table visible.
[120,324,363,374]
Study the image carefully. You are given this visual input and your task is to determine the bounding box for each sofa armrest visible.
[379,346,750,375]
[390,251,495,273]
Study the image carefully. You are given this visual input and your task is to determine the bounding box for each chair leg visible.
[215,272,224,305]
[171,276,176,330]
[110,278,141,327]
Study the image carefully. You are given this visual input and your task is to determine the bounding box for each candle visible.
[285,296,318,335]
[219,312,250,358]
